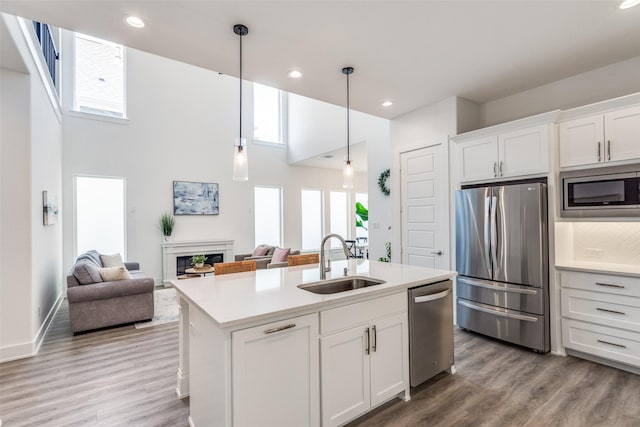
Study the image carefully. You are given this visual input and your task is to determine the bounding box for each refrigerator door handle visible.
[490,195,498,277]
[458,300,538,322]
[484,196,492,275]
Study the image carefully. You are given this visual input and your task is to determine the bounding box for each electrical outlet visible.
[586,248,604,260]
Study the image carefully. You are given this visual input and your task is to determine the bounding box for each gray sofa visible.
[235,246,301,269]
[66,250,154,334]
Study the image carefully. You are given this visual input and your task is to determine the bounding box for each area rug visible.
[135,287,179,329]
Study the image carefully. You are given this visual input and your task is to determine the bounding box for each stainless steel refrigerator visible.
[455,182,549,352]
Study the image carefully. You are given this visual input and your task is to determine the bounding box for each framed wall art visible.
[173,181,219,215]
[43,190,58,225]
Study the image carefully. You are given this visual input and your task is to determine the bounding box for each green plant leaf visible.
[355,202,368,222]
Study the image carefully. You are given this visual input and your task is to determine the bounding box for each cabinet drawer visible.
[457,277,545,315]
[560,270,640,298]
[561,288,640,332]
[321,292,406,335]
[562,319,640,368]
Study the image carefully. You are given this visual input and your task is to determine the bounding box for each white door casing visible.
[400,144,450,269]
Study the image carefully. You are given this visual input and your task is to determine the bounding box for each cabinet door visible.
[498,124,549,178]
[321,326,371,427]
[604,105,640,163]
[369,313,408,407]
[558,115,604,167]
[232,313,319,427]
[459,136,499,182]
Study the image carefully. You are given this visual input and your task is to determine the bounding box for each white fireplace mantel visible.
[162,239,234,285]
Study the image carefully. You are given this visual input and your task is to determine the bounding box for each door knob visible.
[430,250,443,256]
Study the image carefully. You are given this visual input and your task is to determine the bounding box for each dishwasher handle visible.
[414,289,451,304]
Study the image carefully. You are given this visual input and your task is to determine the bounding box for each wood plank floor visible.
[2,300,639,426]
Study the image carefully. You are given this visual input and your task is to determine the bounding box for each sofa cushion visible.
[73,261,104,285]
[99,266,132,281]
[100,253,124,268]
[251,245,270,257]
[272,247,291,263]
[76,250,102,268]
[266,246,276,256]
[66,276,154,303]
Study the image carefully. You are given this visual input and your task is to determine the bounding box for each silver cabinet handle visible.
[596,307,626,315]
[595,282,625,289]
[365,327,370,355]
[460,278,538,295]
[429,250,443,255]
[607,140,611,161]
[499,161,503,177]
[415,289,451,303]
[372,325,377,352]
[264,323,296,334]
[597,141,601,162]
[493,162,497,178]
[597,339,626,349]
[458,300,538,322]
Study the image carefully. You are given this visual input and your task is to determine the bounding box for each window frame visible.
[301,188,325,252]
[73,174,127,260]
[252,83,287,146]
[253,185,284,248]
[329,190,351,247]
[72,32,128,121]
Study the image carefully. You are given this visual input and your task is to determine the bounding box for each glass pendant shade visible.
[233,137,248,181]
[343,160,354,189]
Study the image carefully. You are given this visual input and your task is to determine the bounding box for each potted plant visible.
[191,254,207,269]
[160,212,175,243]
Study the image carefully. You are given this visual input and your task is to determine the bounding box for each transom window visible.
[74,32,126,118]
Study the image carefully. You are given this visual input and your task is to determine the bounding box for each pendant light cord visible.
[346,71,350,162]
[239,31,243,142]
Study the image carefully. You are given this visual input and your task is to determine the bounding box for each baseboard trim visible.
[566,349,640,375]
[0,292,63,363]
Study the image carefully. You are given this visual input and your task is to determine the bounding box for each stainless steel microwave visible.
[560,165,640,217]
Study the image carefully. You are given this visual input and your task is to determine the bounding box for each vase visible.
[163,235,172,243]
[195,262,204,269]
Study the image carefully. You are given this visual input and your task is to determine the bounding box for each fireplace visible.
[176,253,224,276]
[161,239,234,285]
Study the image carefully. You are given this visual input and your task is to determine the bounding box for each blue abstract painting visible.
[173,181,219,215]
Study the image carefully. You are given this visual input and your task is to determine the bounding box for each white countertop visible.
[556,261,640,278]
[172,259,456,328]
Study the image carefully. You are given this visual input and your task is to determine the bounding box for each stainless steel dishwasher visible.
[408,279,454,387]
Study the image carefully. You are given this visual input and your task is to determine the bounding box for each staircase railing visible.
[32,21,59,88]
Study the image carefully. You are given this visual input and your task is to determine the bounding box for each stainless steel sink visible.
[297,276,386,294]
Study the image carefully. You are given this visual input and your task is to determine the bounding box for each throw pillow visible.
[73,261,104,285]
[99,266,133,282]
[76,250,102,268]
[271,247,291,263]
[251,245,269,257]
[101,253,124,268]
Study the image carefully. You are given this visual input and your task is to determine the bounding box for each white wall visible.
[482,56,640,126]
[0,14,63,362]
[60,34,366,283]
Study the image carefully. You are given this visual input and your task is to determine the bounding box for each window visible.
[253,83,283,144]
[355,193,368,240]
[254,186,283,247]
[330,191,349,247]
[301,189,323,250]
[74,32,125,118]
[75,176,125,258]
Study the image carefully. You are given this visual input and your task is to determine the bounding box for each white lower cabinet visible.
[232,313,320,427]
[320,293,408,427]
[560,270,640,369]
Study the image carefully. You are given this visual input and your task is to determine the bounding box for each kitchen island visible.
[172,259,456,427]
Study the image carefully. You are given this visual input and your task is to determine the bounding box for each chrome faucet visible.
[319,233,351,280]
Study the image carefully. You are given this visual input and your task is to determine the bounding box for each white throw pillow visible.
[99,266,132,281]
[100,253,124,268]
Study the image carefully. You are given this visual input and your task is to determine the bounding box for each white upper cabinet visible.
[459,124,549,183]
[604,105,640,163]
[559,105,640,168]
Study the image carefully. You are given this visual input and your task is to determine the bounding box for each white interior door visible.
[400,144,449,269]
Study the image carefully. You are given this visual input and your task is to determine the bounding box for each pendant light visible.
[232,24,249,181]
[342,66,354,189]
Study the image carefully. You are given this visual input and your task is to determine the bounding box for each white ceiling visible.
[294,141,368,172]
[2,1,640,120]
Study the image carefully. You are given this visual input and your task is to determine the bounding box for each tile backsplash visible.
[573,222,640,265]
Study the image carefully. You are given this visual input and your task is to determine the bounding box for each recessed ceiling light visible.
[288,70,302,78]
[125,16,145,28]
[381,101,393,107]
[620,0,640,9]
